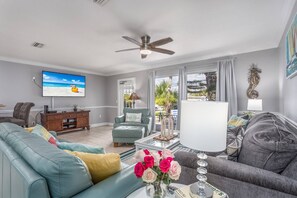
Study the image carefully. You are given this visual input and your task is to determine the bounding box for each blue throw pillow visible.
[57,142,105,154]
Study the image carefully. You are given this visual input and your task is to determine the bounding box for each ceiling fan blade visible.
[149,37,173,47]
[122,36,142,46]
[141,54,147,59]
[150,47,175,55]
[115,48,139,52]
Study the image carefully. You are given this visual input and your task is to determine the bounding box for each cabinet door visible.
[77,117,89,128]
[47,120,63,131]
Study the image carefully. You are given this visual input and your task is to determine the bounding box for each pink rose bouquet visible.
[133,149,181,185]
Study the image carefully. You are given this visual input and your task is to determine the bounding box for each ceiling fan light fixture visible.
[140,49,152,55]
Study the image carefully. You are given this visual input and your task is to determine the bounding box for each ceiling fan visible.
[115,35,175,59]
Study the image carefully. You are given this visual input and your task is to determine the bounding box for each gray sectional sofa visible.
[0,123,142,198]
[175,113,297,198]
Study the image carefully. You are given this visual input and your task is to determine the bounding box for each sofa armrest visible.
[115,115,125,124]
[73,165,143,198]
[175,151,297,196]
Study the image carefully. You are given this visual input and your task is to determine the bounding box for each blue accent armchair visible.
[113,108,153,137]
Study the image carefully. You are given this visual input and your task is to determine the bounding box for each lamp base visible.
[189,182,213,198]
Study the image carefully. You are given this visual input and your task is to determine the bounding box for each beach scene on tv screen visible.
[43,72,86,97]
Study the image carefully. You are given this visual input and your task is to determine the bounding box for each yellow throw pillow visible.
[25,127,35,133]
[65,150,121,184]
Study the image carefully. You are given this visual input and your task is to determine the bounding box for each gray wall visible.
[0,48,281,125]
[0,60,108,126]
[235,48,279,113]
[278,2,297,122]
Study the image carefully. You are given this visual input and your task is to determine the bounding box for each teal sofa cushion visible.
[0,123,93,198]
[57,142,105,154]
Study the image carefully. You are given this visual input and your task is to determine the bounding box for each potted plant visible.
[73,104,78,112]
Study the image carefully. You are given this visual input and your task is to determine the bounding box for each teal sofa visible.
[0,123,142,198]
[113,108,153,137]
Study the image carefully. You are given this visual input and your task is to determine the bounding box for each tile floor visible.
[57,125,134,154]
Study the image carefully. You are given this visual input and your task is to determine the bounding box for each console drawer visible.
[63,113,77,119]
[47,115,62,121]
[77,112,89,118]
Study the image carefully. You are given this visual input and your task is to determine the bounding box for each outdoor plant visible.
[155,80,178,114]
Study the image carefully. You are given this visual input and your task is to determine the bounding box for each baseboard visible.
[90,122,113,128]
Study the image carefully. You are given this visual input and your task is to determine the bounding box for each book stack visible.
[175,182,228,198]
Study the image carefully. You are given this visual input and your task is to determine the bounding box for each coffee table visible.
[135,132,180,151]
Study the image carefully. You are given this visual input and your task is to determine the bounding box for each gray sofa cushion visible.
[281,156,297,180]
[238,113,297,173]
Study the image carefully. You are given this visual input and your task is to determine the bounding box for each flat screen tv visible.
[42,71,86,97]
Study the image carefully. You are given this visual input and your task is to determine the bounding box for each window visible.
[186,71,217,101]
[117,78,135,115]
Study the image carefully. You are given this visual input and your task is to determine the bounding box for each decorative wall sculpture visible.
[247,64,262,99]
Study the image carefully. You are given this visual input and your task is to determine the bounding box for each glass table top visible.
[141,132,180,147]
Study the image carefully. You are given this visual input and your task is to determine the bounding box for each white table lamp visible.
[247,99,262,111]
[180,101,228,198]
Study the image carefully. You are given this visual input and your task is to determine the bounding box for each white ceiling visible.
[0,0,295,76]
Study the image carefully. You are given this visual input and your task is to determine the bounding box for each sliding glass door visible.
[154,76,179,131]
[151,68,217,131]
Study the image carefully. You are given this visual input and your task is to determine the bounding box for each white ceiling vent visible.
[93,0,110,6]
[32,42,44,48]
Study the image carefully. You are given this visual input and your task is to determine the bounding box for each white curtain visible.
[148,71,156,130]
[216,59,238,117]
[177,67,187,129]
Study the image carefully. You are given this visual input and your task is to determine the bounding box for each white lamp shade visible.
[247,99,262,111]
[180,101,228,152]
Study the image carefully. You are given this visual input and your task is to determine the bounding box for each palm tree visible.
[155,80,178,114]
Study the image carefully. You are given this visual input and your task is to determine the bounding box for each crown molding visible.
[0,46,278,77]
[0,56,107,76]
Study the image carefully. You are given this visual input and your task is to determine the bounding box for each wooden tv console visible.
[41,110,90,133]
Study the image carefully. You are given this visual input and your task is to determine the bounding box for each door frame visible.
[117,77,136,115]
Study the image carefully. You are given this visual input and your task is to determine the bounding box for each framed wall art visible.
[286,12,297,79]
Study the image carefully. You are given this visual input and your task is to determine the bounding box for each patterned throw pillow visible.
[226,126,246,160]
[227,115,248,129]
[125,113,142,123]
[31,124,57,146]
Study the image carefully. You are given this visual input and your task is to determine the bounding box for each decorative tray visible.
[153,134,178,141]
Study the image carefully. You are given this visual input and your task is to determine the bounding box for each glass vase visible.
[146,181,167,198]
